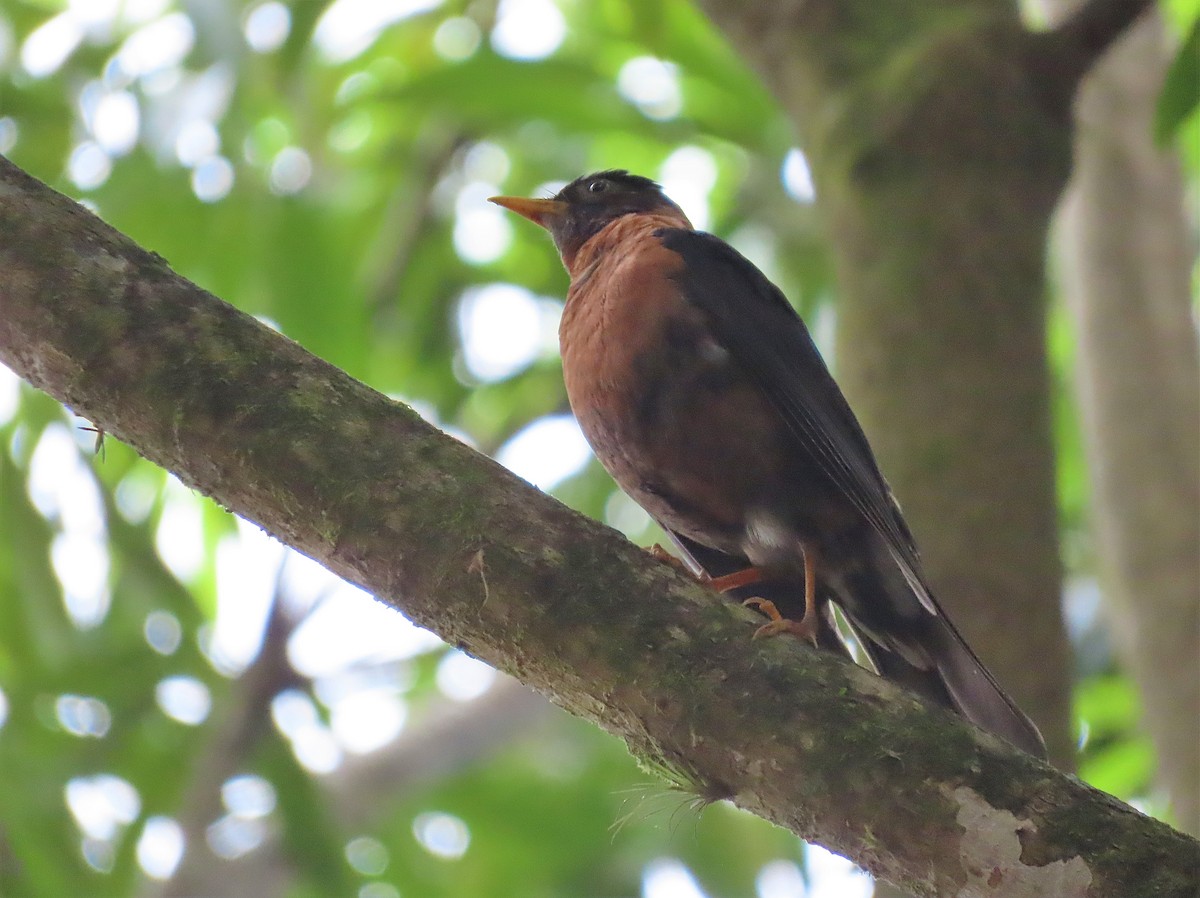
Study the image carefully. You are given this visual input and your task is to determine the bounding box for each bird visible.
[489,170,1046,758]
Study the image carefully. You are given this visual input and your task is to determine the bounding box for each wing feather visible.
[657,229,931,609]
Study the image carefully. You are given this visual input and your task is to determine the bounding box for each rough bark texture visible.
[1047,6,1200,835]
[1,157,1197,896]
[692,0,1152,772]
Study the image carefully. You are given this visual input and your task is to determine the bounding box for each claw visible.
[744,597,820,646]
[648,544,692,575]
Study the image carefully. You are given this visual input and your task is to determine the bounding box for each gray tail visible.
[926,615,1046,758]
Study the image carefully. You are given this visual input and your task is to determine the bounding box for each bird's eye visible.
[587,180,609,194]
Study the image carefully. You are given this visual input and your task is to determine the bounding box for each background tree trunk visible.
[1043,4,1200,834]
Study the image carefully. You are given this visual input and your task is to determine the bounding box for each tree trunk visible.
[1046,5,1200,835]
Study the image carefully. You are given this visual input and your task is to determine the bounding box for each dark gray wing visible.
[657,228,931,609]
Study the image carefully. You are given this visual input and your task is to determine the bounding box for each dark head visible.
[489,170,689,268]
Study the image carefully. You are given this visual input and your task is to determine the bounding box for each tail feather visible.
[925,616,1046,757]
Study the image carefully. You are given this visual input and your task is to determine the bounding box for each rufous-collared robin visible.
[490,170,1046,758]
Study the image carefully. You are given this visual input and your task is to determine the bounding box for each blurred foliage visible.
[1155,15,1198,146]
[1158,0,1200,152]
[0,0,1186,895]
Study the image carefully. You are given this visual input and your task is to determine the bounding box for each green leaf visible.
[1155,16,1200,146]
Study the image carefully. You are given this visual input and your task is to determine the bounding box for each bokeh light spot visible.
[755,859,805,898]
[783,148,816,203]
[271,689,343,773]
[144,610,183,655]
[805,842,875,897]
[436,650,496,702]
[413,812,470,859]
[360,884,401,898]
[56,694,112,738]
[331,688,408,754]
[0,363,18,426]
[207,814,265,860]
[269,146,312,194]
[605,490,652,539]
[21,13,83,78]
[81,837,115,872]
[433,17,481,61]
[345,835,389,876]
[68,142,112,190]
[52,531,111,628]
[315,0,442,63]
[191,155,234,202]
[618,57,682,120]
[642,858,706,898]
[115,13,195,80]
[91,90,140,155]
[495,415,592,491]
[137,816,184,880]
[222,775,277,819]
[244,2,291,53]
[175,119,220,167]
[490,0,564,60]
[156,676,212,725]
[66,774,140,840]
[660,145,717,229]
[154,475,205,582]
[453,181,512,264]
[0,116,19,154]
[457,283,542,381]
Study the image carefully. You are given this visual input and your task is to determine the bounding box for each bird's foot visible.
[743,598,820,647]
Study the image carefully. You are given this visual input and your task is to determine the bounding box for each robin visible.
[490,170,1046,758]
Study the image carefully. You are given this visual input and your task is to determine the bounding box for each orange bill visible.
[488,195,567,228]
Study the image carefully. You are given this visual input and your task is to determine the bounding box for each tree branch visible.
[1041,1,1200,835]
[1029,0,1157,108]
[1054,0,1157,70]
[1,156,1196,896]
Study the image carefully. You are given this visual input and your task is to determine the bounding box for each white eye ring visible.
[587,180,608,193]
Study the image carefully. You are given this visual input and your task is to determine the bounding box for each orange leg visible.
[708,566,765,592]
[743,546,820,646]
[648,545,765,593]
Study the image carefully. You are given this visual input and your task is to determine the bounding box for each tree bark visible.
[1,156,1197,897]
[1044,4,1200,835]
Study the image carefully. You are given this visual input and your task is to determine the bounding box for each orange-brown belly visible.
[560,257,790,553]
